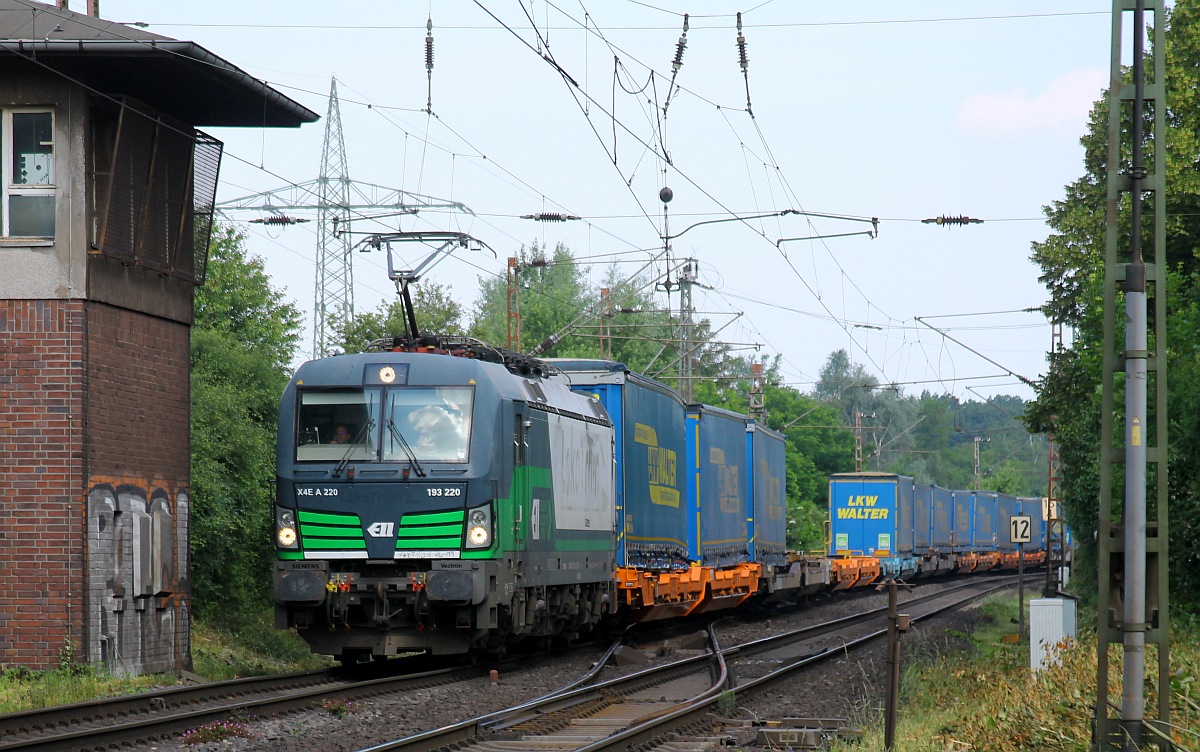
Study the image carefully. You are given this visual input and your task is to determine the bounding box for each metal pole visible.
[1018,544,1025,640]
[679,259,696,402]
[1121,2,1148,748]
[855,411,864,472]
[506,257,521,352]
[884,579,899,751]
[973,437,989,490]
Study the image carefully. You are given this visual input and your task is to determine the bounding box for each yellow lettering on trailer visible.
[719,464,741,513]
[633,423,658,445]
[847,495,879,507]
[836,507,891,520]
[639,427,680,508]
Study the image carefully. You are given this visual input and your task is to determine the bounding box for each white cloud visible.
[953,68,1108,138]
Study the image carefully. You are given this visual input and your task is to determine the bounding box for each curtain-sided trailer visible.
[828,473,917,579]
[551,360,761,620]
[827,474,1066,581]
[747,420,788,568]
[954,490,1000,572]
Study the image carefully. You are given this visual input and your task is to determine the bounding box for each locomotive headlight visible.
[276,508,299,549]
[465,504,492,549]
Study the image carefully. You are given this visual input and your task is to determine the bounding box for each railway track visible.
[358,576,1022,752]
[0,576,1020,751]
[0,651,573,752]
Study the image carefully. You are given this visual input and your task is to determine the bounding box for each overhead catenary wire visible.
[388,2,927,388]
[480,1,899,385]
[135,10,1109,31]
[15,0,657,283]
[32,1,1051,397]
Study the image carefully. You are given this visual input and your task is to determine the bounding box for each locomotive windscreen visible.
[292,386,474,464]
[382,387,473,463]
[295,388,380,462]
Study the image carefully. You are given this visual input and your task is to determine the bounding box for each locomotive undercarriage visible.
[275,560,615,659]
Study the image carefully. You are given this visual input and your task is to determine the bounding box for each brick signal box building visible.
[0,1,316,675]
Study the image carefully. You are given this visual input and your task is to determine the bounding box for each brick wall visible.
[84,302,191,676]
[0,300,86,669]
[0,299,192,675]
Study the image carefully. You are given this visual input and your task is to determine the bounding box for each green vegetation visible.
[0,656,162,713]
[321,697,364,718]
[333,279,466,352]
[191,225,301,624]
[191,615,332,682]
[1022,0,1200,610]
[829,596,1200,751]
[0,618,327,714]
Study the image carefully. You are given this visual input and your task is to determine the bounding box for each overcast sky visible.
[95,1,1111,401]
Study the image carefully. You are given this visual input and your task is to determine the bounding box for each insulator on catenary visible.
[672,14,689,72]
[251,215,308,226]
[520,213,580,222]
[425,18,434,72]
[736,12,749,72]
[921,215,985,226]
[425,17,434,112]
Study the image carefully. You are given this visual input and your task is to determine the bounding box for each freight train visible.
[271,336,1055,662]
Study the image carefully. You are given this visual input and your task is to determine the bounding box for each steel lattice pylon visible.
[315,78,353,357]
[217,77,473,358]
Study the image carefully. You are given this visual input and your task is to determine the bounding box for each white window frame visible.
[1,108,56,239]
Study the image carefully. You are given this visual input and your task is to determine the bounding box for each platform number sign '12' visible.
[1009,515,1032,545]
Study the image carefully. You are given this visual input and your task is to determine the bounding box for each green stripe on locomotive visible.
[299,510,360,526]
[503,423,616,555]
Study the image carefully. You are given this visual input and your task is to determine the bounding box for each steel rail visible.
[358,636,724,752]
[356,576,1025,752]
[0,659,507,752]
[575,577,1024,751]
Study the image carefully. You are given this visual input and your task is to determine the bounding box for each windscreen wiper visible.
[386,418,427,478]
[332,420,374,478]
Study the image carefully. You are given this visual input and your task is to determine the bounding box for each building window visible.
[1,110,55,238]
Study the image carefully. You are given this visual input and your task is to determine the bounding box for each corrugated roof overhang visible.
[0,38,318,127]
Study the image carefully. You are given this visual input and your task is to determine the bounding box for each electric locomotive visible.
[272,337,617,661]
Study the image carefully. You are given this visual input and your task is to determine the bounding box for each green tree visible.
[470,242,737,398]
[913,392,955,453]
[333,281,465,353]
[471,241,596,355]
[1024,0,1200,610]
[814,349,886,432]
[191,225,301,619]
[596,263,675,373]
[769,389,854,550]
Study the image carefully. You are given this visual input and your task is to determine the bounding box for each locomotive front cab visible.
[274,356,506,659]
[274,350,617,661]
